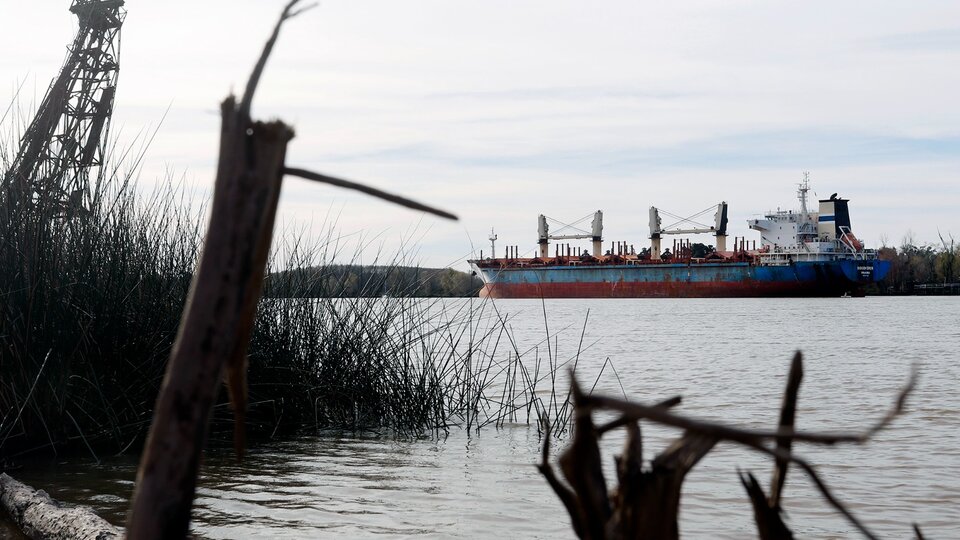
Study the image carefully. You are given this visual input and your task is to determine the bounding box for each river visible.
[6,297,959,538]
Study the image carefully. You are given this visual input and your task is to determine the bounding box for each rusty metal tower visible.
[3,0,126,216]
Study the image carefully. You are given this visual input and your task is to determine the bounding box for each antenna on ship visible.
[489,228,498,259]
[798,171,811,217]
[796,171,818,244]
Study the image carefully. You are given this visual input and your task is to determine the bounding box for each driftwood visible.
[125,1,455,538]
[0,473,120,540]
[539,352,925,539]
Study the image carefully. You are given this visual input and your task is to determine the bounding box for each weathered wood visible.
[578,367,916,447]
[0,473,120,540]
[558,384,611,540]
[124,2,310,536]
[125,1,456,536]
[124,100,292,538]
[539,385,713,540]
[769,351,803,508]
[739,471,793,540]
[543,359,918,539]
[537,420,584,539]
[610,429,716,540]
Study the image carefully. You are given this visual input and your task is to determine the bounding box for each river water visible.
[6,297,959,538]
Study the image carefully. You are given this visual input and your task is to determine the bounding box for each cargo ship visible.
[468,177,890,298]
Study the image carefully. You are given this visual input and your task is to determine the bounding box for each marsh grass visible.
[0,170,200,457]
[0,123,604,460]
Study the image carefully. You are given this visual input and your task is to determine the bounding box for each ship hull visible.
[472,260,890,299]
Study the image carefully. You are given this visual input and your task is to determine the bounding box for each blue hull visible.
[474,259,891,298]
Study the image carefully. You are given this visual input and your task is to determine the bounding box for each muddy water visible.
[6,297,960,538]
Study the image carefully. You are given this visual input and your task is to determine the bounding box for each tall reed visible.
[0,173,200,457]
[1,134,603,459]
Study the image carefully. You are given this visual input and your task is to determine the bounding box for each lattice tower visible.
[3,0,126,217]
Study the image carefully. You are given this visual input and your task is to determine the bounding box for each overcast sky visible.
[2,1,959,267]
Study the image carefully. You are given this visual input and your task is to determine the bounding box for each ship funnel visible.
[817,197,851,241]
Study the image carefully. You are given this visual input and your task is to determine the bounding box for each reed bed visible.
[1,154,603,459]
[0,173,200,458]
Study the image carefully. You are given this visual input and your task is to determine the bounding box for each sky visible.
[2,1,959,268]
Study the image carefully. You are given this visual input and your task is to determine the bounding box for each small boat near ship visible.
[468,176,890,298]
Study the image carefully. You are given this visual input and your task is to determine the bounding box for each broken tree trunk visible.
[540,389,708,540]
[0,473,120,540]
[540,354,919,539]
[125,2,456,538]
[124,99,293,538]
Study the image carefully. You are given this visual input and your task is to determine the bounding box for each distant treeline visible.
[877,238,959,294]
[266,265,483,298]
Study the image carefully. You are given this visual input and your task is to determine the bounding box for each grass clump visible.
[1,159,595,459]
[0,171,200,457]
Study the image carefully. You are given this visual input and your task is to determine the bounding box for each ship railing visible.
[756,251,832,265]
[756,247,879,264]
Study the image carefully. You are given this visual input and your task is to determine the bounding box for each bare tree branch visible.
[559,382,611,540]
[565,363,920,539]
[739,470,793,540]
[240,0,308,119]
[287,2,319,19]
[769,351,803,508]
[595,395,681,436]
[767,443,878,540]
[579,366,916,447]
[536,417,585,539]
[284,167,458,220]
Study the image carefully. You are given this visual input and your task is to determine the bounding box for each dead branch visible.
[126,2,458,537]
[284,167,458,220]
[737,352,802,540]
[595,395,682,436]
[578,366,916,447]
[537,418,585,539]
[590,385,892,539]
[558,384,611,539]
[758,440,879,540]
[239,0,315,120]
[769,351,803,508]
[543,358,920,540]
[739,470,793,540]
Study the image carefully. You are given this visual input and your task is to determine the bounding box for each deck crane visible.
[537,210,603,258]
[649,203,728,259]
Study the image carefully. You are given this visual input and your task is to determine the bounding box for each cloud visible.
[871,28,960,51]
[312,129,960,175]
[424,86,690,103]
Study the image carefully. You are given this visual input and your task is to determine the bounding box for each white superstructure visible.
[748,174,877,265]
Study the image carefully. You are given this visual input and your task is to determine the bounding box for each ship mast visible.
[796,171,817,244]
[798,171,811,218]
[488,228,497,259]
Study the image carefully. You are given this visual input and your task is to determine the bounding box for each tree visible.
[690,243,714,258]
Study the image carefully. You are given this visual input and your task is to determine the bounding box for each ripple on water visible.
[8,297,960,538]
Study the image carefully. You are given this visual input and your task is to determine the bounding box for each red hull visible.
[479,280,853,299]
